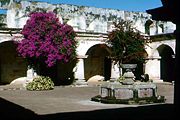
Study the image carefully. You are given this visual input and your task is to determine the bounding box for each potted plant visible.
[107,19,147,82]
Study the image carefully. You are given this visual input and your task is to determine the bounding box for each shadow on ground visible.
[0,97,38,120]
[0,97,177,120]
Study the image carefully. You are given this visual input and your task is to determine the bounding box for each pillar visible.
[74,56,88,85]
[74,58,85,80]
[26,65,37,83]
[110,61,120,80]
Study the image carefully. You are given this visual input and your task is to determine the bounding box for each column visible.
[74,58,85,80]
[110,61,120,80]
[26,65,38,83]
[74,56,88,85]
[26,65,34,83]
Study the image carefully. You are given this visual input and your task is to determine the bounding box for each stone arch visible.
[158,24,164,33]
[145,19,153,35]
[84,44,111,80]
[76,40,105,56]
[0,41,27,84]
[156,44,175,82]
[0,39,12,44]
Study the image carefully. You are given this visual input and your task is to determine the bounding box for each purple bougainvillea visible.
[16,12,77,67]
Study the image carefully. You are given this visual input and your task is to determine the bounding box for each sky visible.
[0,0,163,14]
[31,0,163,12]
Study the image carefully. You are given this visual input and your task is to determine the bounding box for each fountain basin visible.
[91,82,165,104]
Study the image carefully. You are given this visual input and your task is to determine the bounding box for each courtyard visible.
[0,82,175,119]
[0,1,178,120]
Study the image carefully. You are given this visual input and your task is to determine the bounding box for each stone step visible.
[74,79,88,86]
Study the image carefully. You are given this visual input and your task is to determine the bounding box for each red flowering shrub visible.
[16,12,77,67]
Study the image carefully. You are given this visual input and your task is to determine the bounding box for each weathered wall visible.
[3,0,175,35]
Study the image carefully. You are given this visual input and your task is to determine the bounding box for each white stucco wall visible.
[145,59,161,80]
[76,40,106,56]
[6,9,16,28]
[164,22,176,33]
[0,34,13,43]
[67,16,87,32]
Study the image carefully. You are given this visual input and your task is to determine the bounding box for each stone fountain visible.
[91,64,165,104]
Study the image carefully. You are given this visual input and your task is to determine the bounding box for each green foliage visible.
[26,76,54,91]
[117,75,125,82]
[0,0,10,6]
[107,20,147,64]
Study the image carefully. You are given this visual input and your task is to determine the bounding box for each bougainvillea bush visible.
[16,12,77,67]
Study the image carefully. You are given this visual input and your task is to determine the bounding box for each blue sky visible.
[32,0,162,12]
[0,0,162,14]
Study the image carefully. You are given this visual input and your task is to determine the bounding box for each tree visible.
[16,12,77,67]
[107,20,147,78]
[107,19,147,64]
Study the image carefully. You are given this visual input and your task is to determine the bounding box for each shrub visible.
[26,76,54,91]
[15,12,77,67]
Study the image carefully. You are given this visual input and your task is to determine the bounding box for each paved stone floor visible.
[0,82,176,120]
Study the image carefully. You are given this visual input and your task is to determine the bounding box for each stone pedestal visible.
[122,71,135,85]
[121,64,136,85]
